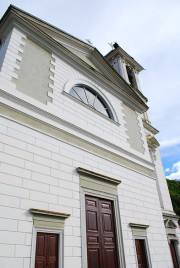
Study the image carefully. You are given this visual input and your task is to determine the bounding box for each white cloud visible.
[166,161,180,180]
[165,168,170,172]
[173,161,180,171]
[160,138,180,148]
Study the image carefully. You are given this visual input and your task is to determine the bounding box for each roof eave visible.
[2,4,94,51]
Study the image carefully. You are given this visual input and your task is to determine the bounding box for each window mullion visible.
[73,88,84,102]
[84,88,89,104]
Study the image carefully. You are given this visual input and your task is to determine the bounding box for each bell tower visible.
[105,42,143,92]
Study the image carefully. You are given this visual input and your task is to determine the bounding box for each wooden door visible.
[135,239,148,268]
[85,195,118,268]
[35,232,58,268]
[169,240,179,268]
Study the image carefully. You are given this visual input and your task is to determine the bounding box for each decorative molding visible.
[146,135,160,149]
[0,101,155,178]
[30,208,70,229]
[164,219,177,229]
[129,223,149,238]
[167,234,179,243]
[162,211,180,220]
[29,208,70,219]
[77,167,121,185]
[143,120,159,135]
[129,223,149,229]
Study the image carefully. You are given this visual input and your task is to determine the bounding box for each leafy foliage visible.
[166,179,180,216]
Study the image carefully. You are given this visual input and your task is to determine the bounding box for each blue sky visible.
[1,0,180,180]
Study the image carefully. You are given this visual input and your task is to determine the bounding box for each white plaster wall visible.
[0,28,26,89]
[0,26,175,267]
[50,54,129,147]
[0,30,12,71]
[154,148,174,212]
[0,116,173,268]
[49,53,150,159]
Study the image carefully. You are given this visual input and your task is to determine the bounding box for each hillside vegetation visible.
[167,179,180,216]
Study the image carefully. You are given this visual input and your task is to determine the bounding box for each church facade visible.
[0,5,179,268]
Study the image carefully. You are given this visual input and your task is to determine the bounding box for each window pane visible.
[85,89,96,106]
[69,88,81,101]
[74,86,88,104]
[69,84,112,119]
[94,98,108,116]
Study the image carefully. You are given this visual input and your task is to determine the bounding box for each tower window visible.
[126,66,136,88]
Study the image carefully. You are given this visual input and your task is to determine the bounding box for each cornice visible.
[77,167,121,185]
[162,212,180,220]
[0,93,154,178]
[0,88,153,171]
[129,223,149,229]
[133,88,148,103]
[143,120,159,134]
[147,135,160,149]
[30,208,70,219]
[1,5,93,50]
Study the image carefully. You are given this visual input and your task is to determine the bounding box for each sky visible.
[1,0,180,180]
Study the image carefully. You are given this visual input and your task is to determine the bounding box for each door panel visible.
[102,213,113,231]
[35,233,58,268]
[86,196,118,268]
[104,248,117,268]
[47,234,59,268]
[87,248,101,268]
[87,211,98,230]
[35,233,46,268]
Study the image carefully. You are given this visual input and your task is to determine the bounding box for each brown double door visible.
[135,239,148,268]
[35,232,59,268]
[85,195,119,268]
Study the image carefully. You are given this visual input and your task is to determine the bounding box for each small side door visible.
[135,239,148,268]
[35,232,59,268]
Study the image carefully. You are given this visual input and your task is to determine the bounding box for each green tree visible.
[166,179,180,216]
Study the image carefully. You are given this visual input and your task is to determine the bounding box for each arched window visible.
[69,84,113,119]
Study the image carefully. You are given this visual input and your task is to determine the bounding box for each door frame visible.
[80,186,125,268]
[30,227,64,268]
